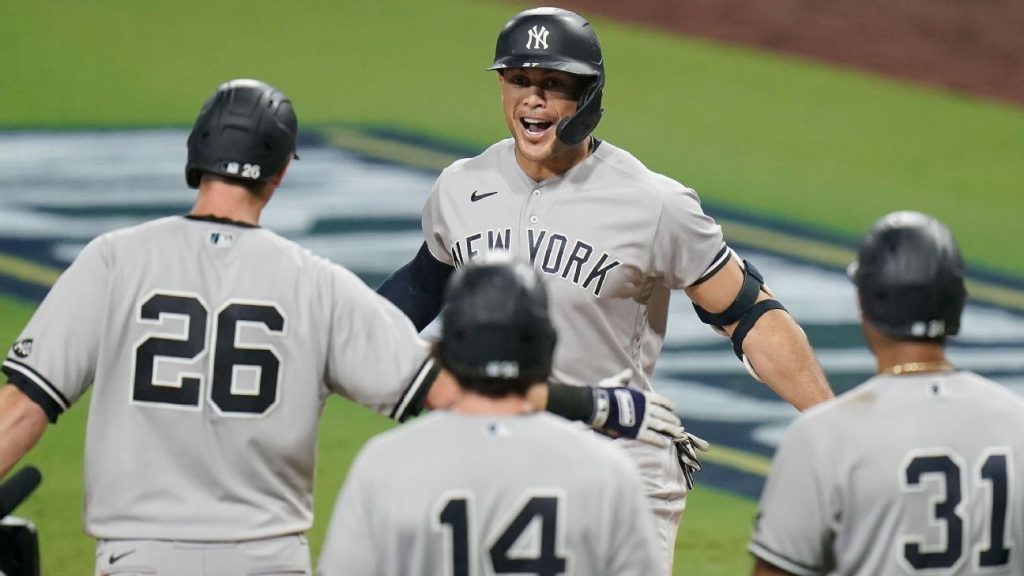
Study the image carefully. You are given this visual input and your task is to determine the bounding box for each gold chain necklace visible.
[884,361,954,375]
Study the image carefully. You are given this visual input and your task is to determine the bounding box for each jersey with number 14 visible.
[750,371,1024,575]
[2,215,434,541]
[422,138,726,392]
[318,410,659,576]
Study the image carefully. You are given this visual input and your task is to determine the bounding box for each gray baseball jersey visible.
[750,370,1024,575]
[317,410,660,576]
[2,215,435,541]
[422,138,727,392]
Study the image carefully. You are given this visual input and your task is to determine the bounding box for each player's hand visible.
[675,430,710,491]
[587,369,686,449]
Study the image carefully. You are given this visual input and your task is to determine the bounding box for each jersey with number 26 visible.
[2,216,433,541]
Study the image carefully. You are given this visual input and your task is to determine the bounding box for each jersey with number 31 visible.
[750,371,1024,575]
[2,215,434,541]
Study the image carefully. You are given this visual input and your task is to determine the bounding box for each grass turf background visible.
[3,0,1022,276]
[0,0,1019,573]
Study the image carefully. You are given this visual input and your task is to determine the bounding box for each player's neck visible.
[515,137,593,182]
[191,181,269,226]
[874,342,951,376]
[450,392,536,416]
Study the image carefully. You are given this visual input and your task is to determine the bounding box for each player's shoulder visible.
[956,370,1024,412]
[96,215,181,240]
[437,139,512,180]
[83,215,185,256]
[775,378,886,444]
[591,140,700,199]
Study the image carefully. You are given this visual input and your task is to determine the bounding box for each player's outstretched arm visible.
[734,300,831,410]
[686,258,833,411]
[0,384,48,479]
[376,242,453,332]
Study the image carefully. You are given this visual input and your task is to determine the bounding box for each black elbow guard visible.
[692,259,789,360]
[693,259,768,328]
[729,300,787,359]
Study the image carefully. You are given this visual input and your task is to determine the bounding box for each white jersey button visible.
[529,216,538,224]
[533,190,541,197]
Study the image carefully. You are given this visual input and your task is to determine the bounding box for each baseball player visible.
[377,6,834,572]
[0,79,687,574]
[750,211,1024,575]
[319,256,660,576]
[0,78,446,575]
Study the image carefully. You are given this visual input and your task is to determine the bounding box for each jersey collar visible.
[184,214,260,229]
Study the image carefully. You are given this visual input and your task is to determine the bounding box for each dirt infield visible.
[558,0,1024,107]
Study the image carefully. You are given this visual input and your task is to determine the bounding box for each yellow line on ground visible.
[0,253,61,286]
[720,218,1024,313]
[325,127,462,172]
[700,443,773,477]
[718,219,856,269]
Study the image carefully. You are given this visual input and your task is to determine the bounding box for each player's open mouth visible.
[521,117,553,135]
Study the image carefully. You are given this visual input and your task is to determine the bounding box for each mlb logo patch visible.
[208,231,235,248]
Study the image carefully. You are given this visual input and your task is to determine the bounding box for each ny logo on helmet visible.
[526,25,549,50]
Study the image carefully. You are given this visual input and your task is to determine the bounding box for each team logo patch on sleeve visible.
[11,339,33,358]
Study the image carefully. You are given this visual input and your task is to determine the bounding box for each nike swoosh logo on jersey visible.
[470,190,499,202]
[109,550,137,564]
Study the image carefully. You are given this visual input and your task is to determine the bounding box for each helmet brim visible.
[487,58,601,77]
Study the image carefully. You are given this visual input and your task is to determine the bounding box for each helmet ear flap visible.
[556,75,604,147]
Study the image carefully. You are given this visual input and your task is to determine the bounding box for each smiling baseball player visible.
[378,7,834,573]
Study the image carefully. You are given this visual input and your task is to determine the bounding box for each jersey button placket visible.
[526,184,543,227]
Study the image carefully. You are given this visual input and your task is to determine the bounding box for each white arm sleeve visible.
[650,184,726,289]
[421,174,455,265]
[3,235,112,417]
[322,264,433,419]
[748,418,835,575]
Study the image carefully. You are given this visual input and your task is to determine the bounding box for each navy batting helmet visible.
[439,256,557,384]
[185,79,298,189]
[849,211,967,340]
[488,7,604,147]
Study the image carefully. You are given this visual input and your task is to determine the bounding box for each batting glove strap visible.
[588,390,686,450]
[589,386,643,439]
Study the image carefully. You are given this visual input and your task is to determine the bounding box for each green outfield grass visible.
[2,0,1022,276]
